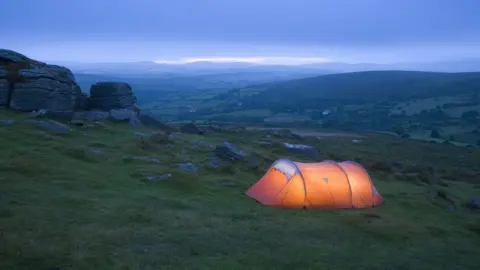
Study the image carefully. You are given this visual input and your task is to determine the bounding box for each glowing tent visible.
[246,158,384,208]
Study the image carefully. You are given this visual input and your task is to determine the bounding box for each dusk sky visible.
[2,0,480,64]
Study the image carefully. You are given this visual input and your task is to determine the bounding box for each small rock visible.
[134,132,148,137]
[168,133,182,140]
[90,148,104,154]
[466,198,480,210]
[124,156,160,163]
[282,142,318,160]
[214,142,247,161]
[147,173,172,181]
[69,120,85,126]
[24,119,70,134]
[257,141,272,146]
[31,109,48,117]
[177,163,200,172]
[208,152,228,168]
[1,119,14,125]
[352,139,362,143]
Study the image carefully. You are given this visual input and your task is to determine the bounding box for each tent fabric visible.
[246,158,384,208]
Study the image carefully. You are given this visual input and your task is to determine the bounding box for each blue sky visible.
[2,0,480,64]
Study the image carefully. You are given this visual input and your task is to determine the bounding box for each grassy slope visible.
[142,70,480,120]
[1,109,480,270]
[239,70,480,102]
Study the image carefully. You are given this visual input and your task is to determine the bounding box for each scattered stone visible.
[89,82,136,111]
[266,129,302,140]
[168,133,182,140]
[208,152,231,168]
[69,120,85,126]
[466,198,480,210]
[177,163,200,172]
[282,142,318,160]
[78,111,110,121]
[90,148,104,154]
[24,119,70,134]
[1,119,14,125]
[257,141,272,146]
[180,123,203,134]
[134,132,148,137]
[109,109,136,121]
[147,173,172,181]
[214,142,247,161]
[31,109,48,118]
[123,156,160,163]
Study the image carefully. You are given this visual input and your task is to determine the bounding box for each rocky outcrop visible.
[0,49,81,112]
[0,79,8,105]
[89,82,136,111]
[1,49,144,126]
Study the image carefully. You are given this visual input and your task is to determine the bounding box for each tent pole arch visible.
[341,161,378,206]
[264,158,307,206]
[324,160,354,208]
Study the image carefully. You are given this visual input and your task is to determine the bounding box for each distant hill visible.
[74,70,325,104]
[234,71,480,109]
[144,70,480,145]
[54,58,480,76]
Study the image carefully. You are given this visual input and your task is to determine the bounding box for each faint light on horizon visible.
[153,56,332,65]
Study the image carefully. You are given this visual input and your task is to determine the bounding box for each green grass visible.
[1,109,479,270]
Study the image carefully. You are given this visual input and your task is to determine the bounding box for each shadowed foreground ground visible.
[0,109,479,270]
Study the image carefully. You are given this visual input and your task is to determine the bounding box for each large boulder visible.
[214,142,247,161]
[0,49,81,112]
[109,109,143,128]
[109,109,136,121]
[89,82,136,111]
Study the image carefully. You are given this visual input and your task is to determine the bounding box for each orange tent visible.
[246,158,384,208]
